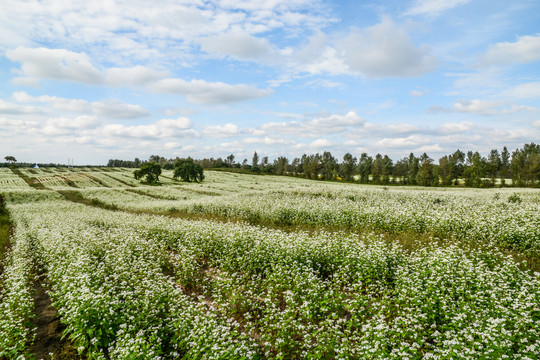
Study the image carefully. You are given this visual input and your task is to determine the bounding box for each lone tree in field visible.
[173,158,204,182]
[4,156,16,164]
[134,161,161,184]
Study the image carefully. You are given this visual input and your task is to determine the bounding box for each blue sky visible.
[1,0,539,165]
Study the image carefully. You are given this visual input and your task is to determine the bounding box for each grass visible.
[57,190,118,211]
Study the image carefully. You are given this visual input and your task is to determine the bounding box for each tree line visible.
[111,142,538,188]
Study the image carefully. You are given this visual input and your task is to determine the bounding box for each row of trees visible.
[111,143,540,187]
[134,158,204,184]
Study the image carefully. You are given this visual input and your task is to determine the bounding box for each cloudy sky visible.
[1,0,539,165]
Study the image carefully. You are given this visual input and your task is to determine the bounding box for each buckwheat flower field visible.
[1,168,539,359]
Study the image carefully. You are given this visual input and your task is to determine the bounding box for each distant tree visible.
[372,154,383,184]
[438,155,452,185]
[274,156,289,175]
[173,158,204,182]
[321,151,337,180]
[393,157,409,184]
[302,153,321,179]
[134,161,161,184]
[417,153,437,186]
[408,153,419,185]
[487,149,501,185]
[226,154,235,166]
[4,156,16,164]
[510,143,540,187]
[291,157,301,176]
[463,151,485,187]
[252,151,259,168]
[340,153,357,181]
[381,155,393,184]
[260,156,269,173]
[500,146,510,185]
[357,153,372,183]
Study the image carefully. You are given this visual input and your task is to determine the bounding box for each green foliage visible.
[173,158,204,182]
[134,161,161,184]
[508,193,522,204]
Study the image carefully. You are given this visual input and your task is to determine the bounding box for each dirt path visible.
[29,274,81,360]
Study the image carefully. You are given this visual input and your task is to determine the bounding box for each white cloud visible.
[405,0,471,16]
[151,78,273,104]
[11,92,149,119]
[410,90,425,97]
[100,117,196,139]
[479,34,540,66]
[202,123,240,138]
[199,32,275,61]
[105,66,169,87]
[337,18,436,78]
[0,99,42,115]
[377,135,428,148]
[437,122,475,134]
[6,47,103,84]
[260,111,364,137]
[243,136,293,145]
[504,82,540,98]
[453,99,537,115]
[92,100,150,119]
[429,99,537,116]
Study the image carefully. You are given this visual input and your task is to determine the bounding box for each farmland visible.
[1,167,539,359]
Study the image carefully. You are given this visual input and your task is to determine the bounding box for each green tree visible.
[251,151,260,171]
[357,153,372,183]
[173,158,204,182]
[372,154,383,184]
[4,156,16,164]
[134,161,162,184]
[340,153,357,181]
[511,143,540,187]
[393,157,409,184]
[500,146,510,185]
[274,156,289,175]
[408,153,419,185]
[417,153,437,186]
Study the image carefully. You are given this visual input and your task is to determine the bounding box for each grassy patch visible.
[57,190,118,211]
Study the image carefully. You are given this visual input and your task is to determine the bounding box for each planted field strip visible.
[100,173,137,187]
[3,195,539,359]
[2,169,540,358]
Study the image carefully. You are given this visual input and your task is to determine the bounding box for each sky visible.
[0,0,539,165]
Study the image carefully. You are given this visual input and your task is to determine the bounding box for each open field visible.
[1,168,539,359]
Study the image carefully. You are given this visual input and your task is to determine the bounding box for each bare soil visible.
[29,276,82,360]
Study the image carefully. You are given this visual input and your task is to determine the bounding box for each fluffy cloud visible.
[202,123,240,138]
[405,0,471,16]
[151,78,273,104]
[100,117,195,139]
[504,82,540,98]
[260,111,365,137]
[91,101,149,119]
[295,18,437,78]
[11,92,149,119]
[6,47,103,84]
[479,34,540,66]
[429,99,537,116]
[337,18,437,77]
[199,32,275,61]
[105,66,169,87]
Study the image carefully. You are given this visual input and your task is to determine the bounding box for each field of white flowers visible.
[1,168,539,359]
